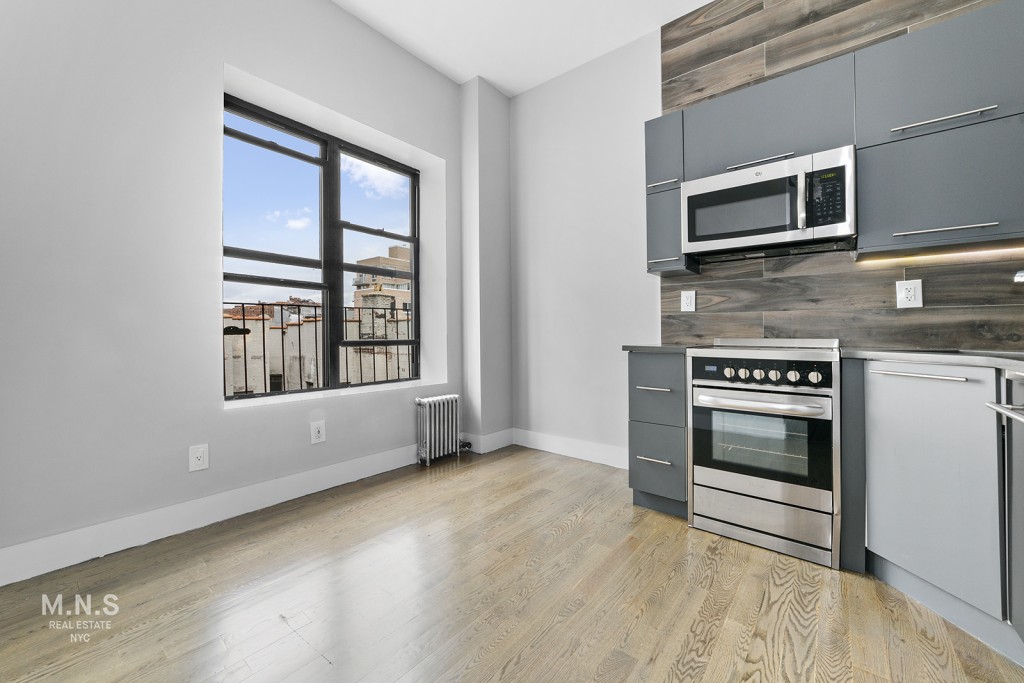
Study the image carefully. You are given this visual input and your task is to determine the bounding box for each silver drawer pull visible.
[636,455,673,466]
[890,105,998,133]
[636,386,671,392]
[725,152,794,171]
[870,369,967,382]
[986,402,1024,426]
[697,394,825,418]
[893,221,999,238]
[648,257,680,264]
[647,178,679,189]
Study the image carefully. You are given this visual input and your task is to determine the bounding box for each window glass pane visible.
[224,111,320,157]
[223,257,321,284]
[223,137,321,259]
[339,345,415,385]
[343,232,412,271]
[222,284,324,397]
[342,272,414,341]
[339,152,412,235]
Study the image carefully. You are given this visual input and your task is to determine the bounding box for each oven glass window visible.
[692,404,832,490]
[711,412,809,478]
[688,176,798,242]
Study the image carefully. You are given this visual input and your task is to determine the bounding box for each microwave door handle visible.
[797,170,808,231]
[696,394,826,418]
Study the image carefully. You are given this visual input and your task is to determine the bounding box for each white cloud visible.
[286,217,311,230]
[340,155,409,200]
[265,210,282,222]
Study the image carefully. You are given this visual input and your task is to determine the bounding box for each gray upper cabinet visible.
[857,114,1024,255]
[855,0,1024,149]
[645,188,683,274]
[864,361,1002,619]
[683,55,855,181]
[645,110,684,193]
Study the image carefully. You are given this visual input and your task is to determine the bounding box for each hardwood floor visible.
[1,446,1022,682]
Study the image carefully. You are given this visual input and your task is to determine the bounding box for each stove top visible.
[688,339,840,391]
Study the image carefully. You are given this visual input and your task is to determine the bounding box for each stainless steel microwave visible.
[681,145,855,261]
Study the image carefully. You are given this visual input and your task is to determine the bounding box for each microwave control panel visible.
[807,165,846,227]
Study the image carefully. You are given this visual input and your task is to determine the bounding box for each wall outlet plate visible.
[896,279,923,308]
[681,290,696,312]
[189,444,209,472]
[310,420,326,445]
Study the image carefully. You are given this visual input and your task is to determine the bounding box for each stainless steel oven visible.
[687,339,841,568]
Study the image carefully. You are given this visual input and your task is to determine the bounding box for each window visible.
[222,96,419,399]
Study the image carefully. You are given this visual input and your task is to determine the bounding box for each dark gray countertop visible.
[622,345,687,354]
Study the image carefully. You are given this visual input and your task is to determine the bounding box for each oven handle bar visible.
[696,394,826,417]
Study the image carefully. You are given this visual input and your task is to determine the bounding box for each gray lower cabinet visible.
[857,114,1024,256]
[645,110,683,193]
[683,54,854,181]
[1003,374,1024,642]
[854,0,1024,149]
[864,360,1002,619]
[627,351,687,516]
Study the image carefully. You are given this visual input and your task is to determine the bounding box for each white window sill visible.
[223,378,426,410]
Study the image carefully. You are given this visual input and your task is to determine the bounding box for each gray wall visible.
[461,77,513,448]
[0,0,463,549]
[510,34,663,468]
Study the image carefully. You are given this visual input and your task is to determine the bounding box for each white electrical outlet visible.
[310,420,326,445]
[189,444,209,472]
[896,279,923,309]
[681,290,696,312]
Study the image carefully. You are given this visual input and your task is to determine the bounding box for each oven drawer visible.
[628,352,685,427]
[693,485,832,550]
[628,421,686,501]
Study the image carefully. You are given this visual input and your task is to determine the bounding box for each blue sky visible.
[222,113,411,306]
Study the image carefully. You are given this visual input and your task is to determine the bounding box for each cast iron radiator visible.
[415,394,460,465]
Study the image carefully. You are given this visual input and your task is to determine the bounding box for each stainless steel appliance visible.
[680,146,855,262]
[686,339,841,568]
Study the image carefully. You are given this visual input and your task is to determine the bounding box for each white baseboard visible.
[512,429,626,470]
[463,428,514,454]
[0,444,417,588]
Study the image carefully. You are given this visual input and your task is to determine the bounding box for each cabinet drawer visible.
[857,115,1024,255]
[628,421,686,501]
[855,0,1024,148]
[628,352,685,426]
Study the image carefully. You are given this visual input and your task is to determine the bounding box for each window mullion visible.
[323,139,345,387]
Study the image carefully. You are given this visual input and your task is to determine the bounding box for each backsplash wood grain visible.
[659,0,1024,351]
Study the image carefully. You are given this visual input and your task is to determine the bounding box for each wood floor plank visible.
[2,447,1023,681]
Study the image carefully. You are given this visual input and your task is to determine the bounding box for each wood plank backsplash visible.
[658,0,1024,351]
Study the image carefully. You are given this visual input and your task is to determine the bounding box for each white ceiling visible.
[330,0,712,96]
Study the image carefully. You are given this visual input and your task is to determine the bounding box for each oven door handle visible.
[696,394,827,418]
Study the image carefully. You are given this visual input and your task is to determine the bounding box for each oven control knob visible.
[737,368,751,379]
[723,367,736,379]
[786,370,801,383]
[752,368,766,380]
[768,369,782,381]
[808,371,824,384]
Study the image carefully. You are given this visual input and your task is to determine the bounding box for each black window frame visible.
[222,95,420,399]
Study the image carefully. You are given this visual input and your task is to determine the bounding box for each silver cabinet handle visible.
[870,369,967,382]
[893,221,999,238]
[986,402,1024,426]
[647,178,679,189]
[890,105,998,133]
[636,455,673,466]
[696,394,826,417]
[636,386,671,392]
[648,257,680,263]
[725,152,794,171]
